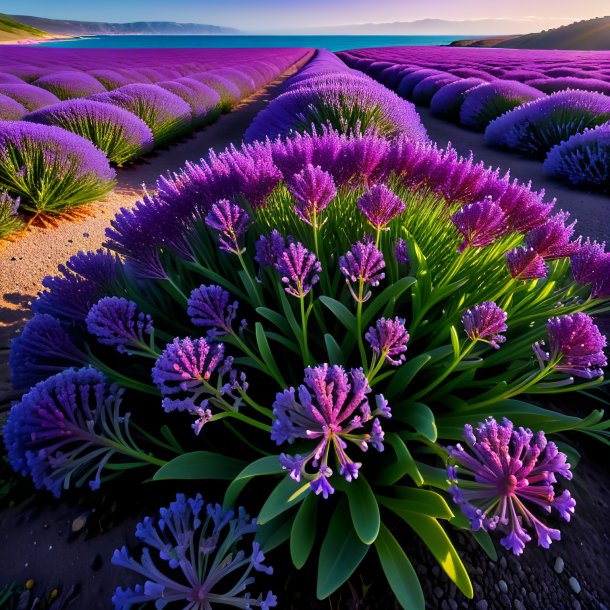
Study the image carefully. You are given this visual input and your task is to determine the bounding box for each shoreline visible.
[0,34,76,45]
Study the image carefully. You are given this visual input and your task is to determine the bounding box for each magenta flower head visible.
[339,238,386,302]
[525,210,581,260]
[591,257,610,300]
[451,199,509,252]
[205,199,251,255]
[286,164,336,225]
[570,238,606,285]
[365,317,410,366]
[394,238,409,265]
[462,301,508,349]
[357,184,406,231]
[532,313,607,379]
[187,284,238,335]
[86,296,153,354]
[272,365,391,498]
[255,230,286,267]
[505,247,547,280]
[275,241,321,298]
[112,494,276,610]
[447,417,575,556]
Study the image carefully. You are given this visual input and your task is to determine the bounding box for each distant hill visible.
[0,13,49,42]
[9,14,240,36]
[453,16,610,50]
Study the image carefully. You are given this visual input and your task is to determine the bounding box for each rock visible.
[554,557,565,574]
[441,601,450,610]
[573,601,581,610]
[71,514,87,533]
[568,577,581,595]
[499,593,512,608]
[89,553,103,571]
[434,586,444,599]
[499,580,508,594]
[499,556,507,570]
[528,592,538,605]
[475,601,488,610]
[432,566,441,577]
[514,601,526,610]
[448,600,458,610]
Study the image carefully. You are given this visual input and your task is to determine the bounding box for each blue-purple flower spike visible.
[339,238,385,302]
[394,237,409,265]
[205,198,251,255]
[255,230,286,267]
[187,284,238,335]
[451,199,509,252]
[447,417,575,556]
[272,364,391,498]
[357,184,406,231]
[505,247,547,280]
[112,494,277,610]
[365,317,410,366]
[462,301,508,349]
[286,163,336,225]
[275,241,321,298]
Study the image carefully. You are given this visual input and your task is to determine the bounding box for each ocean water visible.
[38,34,469,52]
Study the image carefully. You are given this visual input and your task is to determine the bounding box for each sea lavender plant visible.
[447,418,575,555]
[24,99,154,165]
[451,199,509,252]
[461,302,507,349]
[112,494,276,609]
[33,71,106,100]
[0,120,116,215]
[0,189,23,239]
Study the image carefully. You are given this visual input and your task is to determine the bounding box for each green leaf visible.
[317,498,370,599]
[362,276,417,327]
[278,287,303,343]
[223,455,284,509]
[393,401,437,442]
[290,492,318,569]
[256,306,292,336]
[450,325,460,360]
[377,432,424,486]
[324,333,345,364]
[257,513,293,553]
[320,296,357,334]
[375,522,425,610]
[554,441,581,470]
[258,475,310,525]
[379,487,454,520]
[343,475,380,544]
[255,322,286,385]
[415,462,449,490]
[397,511,473,598]
[385,353,432,400]
[154,451,246,481]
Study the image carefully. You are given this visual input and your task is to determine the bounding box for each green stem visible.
[356,280,368,372]
[212,411,272,433]
[237,249,264,308]
[238,389,273,419]
[300,294,311,365]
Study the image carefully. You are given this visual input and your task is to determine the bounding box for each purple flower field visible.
[1,40,609,610]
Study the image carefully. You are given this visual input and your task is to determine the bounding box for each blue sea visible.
[38,35,471,52]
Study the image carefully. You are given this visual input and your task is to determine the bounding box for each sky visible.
[2,0,608,32]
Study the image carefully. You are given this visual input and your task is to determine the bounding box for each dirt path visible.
[0,57,310,408]
[418,107,610,243]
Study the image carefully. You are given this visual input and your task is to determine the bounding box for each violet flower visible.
[275,241,321,298]
[505,247,547,280]
[451,199,509,252]
[187,284,238,335]
[570,238,607,285]
[365,317,410,366]
[447,417,575,555]
[286,164,336,225]
[591,256,610,300]
[532,313,607,379]
[86,296,153,354]
[255,230,286,267]
[112,494,276,609]
[462,302,508,349]
[205,199,251,255]
[525,210,581,260]
[394,237,409,265]
[272,365,391,498]
[339,238,385,302]
[357,184,406,232]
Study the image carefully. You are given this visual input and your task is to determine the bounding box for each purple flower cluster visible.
[357,185,405,232]
[533,313,607,379]
[448,417,575,555]
[0,83,60,112]
[286,164,336,225]
[0,91,26,121]
[187,284,238,335]
[339,238,385,301]
[365,317,410,365]
[112,494,276,609]
[205,199,251,255]
[275,241,321,298]
[462,302,508,349]
[159,78,221,126]
[451,199,509,252]
[570,239,610,298]
[33,71,106,100]
[272,364,391,498]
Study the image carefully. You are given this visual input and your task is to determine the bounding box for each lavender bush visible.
[0,121,116,215]
[0,190,23,239]
[90,84,192,148]
[0,83,60,112]
[188,73,242,111]
[544,122,610,192]
[32,71,107,100]
[0,92,26,121]
[430,78,486,120]
[24,99,154,166]
[6,126,610,608]
[485,90,610,158]
[527,77,610,96]
[158,78,221,127]
[411,73,460,106]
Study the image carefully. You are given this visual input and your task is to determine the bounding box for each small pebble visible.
[573,602,581,610]
[434,586,444,599]
[448,600,458,610]
[499,580,508,594]
[71,514,87,533]
[568,577,581,595]
[83,232,90,238]
[499,556,507,570]
[554,557,565,574]
[475,601,488,610]
[514,601,526,610]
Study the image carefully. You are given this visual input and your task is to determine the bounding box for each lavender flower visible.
[86,297,153,354]
[462,302,508,349]
[451,199,509,252]
[339,238,385,302]
[255,230,286,267]
[112,494,276,609]
[365,317,410,365]
[532,313,607,379]
[591,257,610,300]
[447,417,575,555]
[505,247,547,280]
[205,199,251,255]
[3,367,136,497]
[286,164,336,225]
[187,284,238,334]
[272,365,391,497]
[394,238,409,265]
[570,238,607,285]
[357,185,406,232]
[0,189,23,239]
[525,210,581,260]
[9,314,88,390]
[33,71,106,100]
[275,241,321,298]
